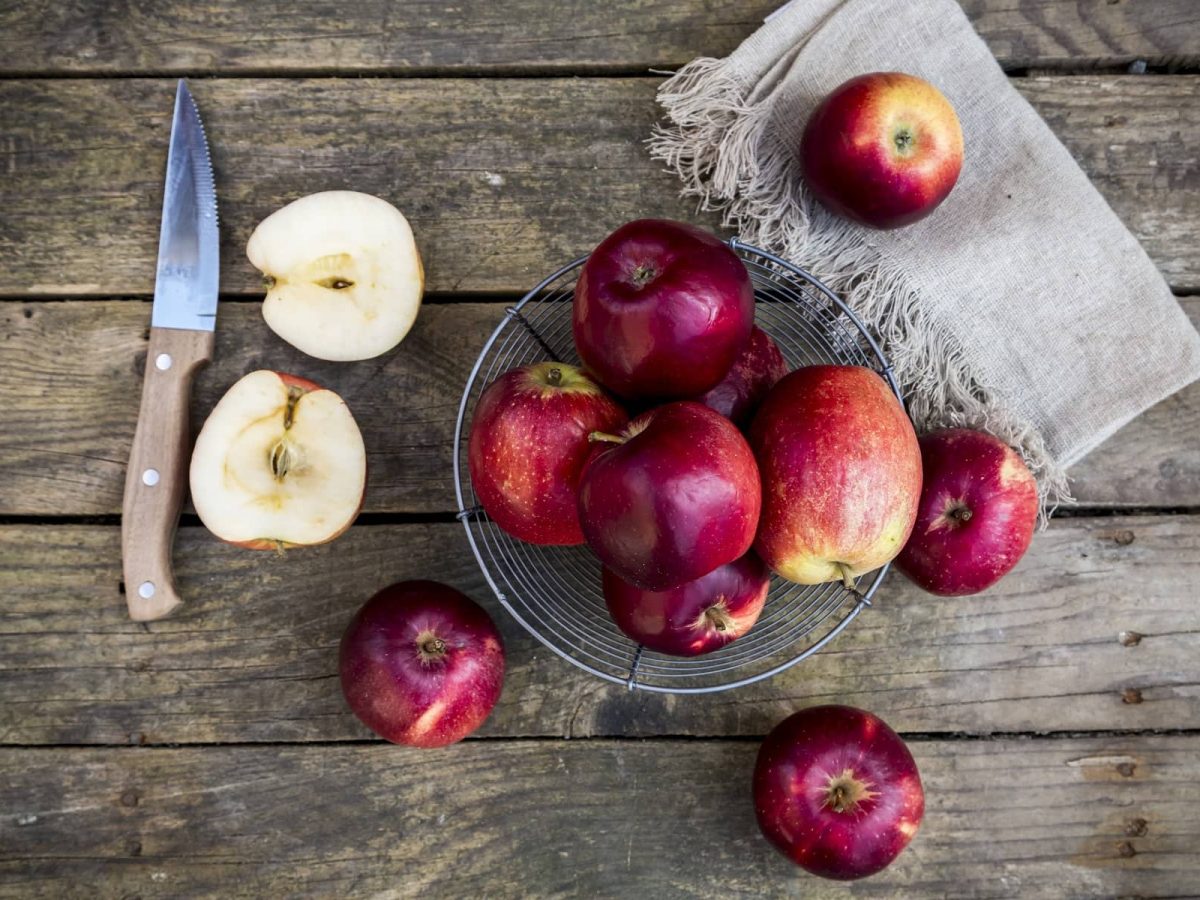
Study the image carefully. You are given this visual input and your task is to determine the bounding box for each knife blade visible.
[121,80,219,621]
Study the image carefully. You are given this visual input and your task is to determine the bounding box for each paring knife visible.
[121,80,219,621]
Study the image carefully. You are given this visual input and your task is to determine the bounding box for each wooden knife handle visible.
[121,326,214,621]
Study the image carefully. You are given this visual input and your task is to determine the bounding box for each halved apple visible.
[189,370,367,550]
[247,191,424,361]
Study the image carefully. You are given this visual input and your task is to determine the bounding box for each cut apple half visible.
[190,370,367,550]
[247,191,424,361]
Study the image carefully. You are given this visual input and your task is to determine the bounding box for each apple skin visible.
[578,401,762,591]
[895,428,1038,596]
[339,581,505,748]
[572,218,755,401]
[754,705,924,880]
[692,326,789,429]
[602,552,770,656]
[800,72,963,229]
[231,371,364,552]
[750,366,921,586]
[468,362,626,546]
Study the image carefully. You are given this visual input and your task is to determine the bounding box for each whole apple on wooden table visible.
[896,428,1039,595]
[754,705,924,879]
[339,581,506,748]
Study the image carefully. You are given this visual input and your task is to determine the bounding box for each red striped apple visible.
[800,72,963,229]
[189,370,366,550]
[339,581,505,748]
[602,552,770,656]
[468,362,626,545]
[692,326,789,429]
[750,366,921,587]
[754,705,924,879]
[896,428,1038,595]
[572,218,754,400]
[578,401,761,591]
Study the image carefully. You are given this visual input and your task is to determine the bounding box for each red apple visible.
[692,326,789,429]
[800,72,963,229]
[578,401,761,591]
[339,581,505,748]
[750,366,921,587]
[602,552,770,656]
[572,218,754,400]
[189,370,366,551]
[895,428,1038,596]
[468,361,626,545]
[754,705,924,880]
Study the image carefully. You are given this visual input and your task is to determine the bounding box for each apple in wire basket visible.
[602,551,770,656]
[749,365,921,587]
[189,370,366,550]
[572,218,755,400]
[468,362,627,545]
[578,401,761,591]
[692,325,789,429]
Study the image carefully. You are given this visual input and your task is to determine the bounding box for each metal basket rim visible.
[452,238,898,694]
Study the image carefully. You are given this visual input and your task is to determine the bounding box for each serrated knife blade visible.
[152,79,219,330]
[121,80,220,621]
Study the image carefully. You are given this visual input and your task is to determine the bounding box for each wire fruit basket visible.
[453,239,901,694]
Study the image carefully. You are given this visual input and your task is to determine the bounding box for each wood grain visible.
[2,300,1196,517]
[1,76,1198,298]
[1,736,1196,897]
[0,516,1195,744]
[0,0,1195,74]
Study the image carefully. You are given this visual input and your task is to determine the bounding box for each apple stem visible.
[588,431,627,445]
[630,263,658,287]
[422,638,446,656]
[703,602,735,635]
[950,505,973,524]
[836,563,858,593]
[283,386,303,430]
[830,784,849,813]
[546,367,563,386]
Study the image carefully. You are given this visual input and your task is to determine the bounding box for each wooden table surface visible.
[2,2,1198,897]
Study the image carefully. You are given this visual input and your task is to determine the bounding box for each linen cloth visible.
[649,0,1200,507]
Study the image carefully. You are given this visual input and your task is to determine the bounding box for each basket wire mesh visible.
[453,239,901,694]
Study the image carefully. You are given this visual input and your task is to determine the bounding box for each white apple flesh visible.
[189,370,367,550]
[247,191,424,361]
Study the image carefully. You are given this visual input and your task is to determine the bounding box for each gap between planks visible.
[6,727,1200,751]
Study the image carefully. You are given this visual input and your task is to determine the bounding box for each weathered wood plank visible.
[0,301,479,517]
[0,736,1195,897]
[1,76,1197,298]
[1,300,1196,517]
[0,0,1195,74]
[0,516,1195,744]
[1068,296,1200,506]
